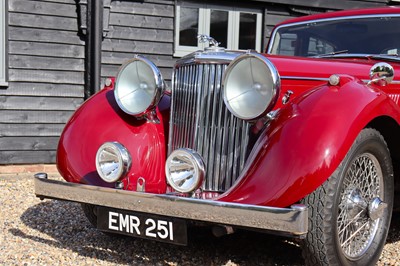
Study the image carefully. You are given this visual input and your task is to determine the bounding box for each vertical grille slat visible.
[188,65,196,146]
[185,66,192,146]
[220,104,231,190]
[169,62,251,192]
[193,64,203,145]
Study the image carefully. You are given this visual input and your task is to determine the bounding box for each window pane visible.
[179,7,199,46]
[308,37,334,56]
[210,10,228,48]
[239,13,257,49]
[276,33,297,56]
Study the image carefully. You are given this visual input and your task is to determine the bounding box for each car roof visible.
[275,6,400,27]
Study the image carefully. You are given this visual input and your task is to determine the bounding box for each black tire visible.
[81,203,127,238]
[81,203,98,227]
[301,128,394,266]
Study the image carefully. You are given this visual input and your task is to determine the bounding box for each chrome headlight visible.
[165,149,205,193]
[114,56,164,116]
[96,142,131,183]
[223,53,280,120]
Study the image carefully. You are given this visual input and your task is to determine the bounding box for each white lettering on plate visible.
[119,214,129,232]
[129,215,141,235]
[107,211,174,240]
[109,212,119,231]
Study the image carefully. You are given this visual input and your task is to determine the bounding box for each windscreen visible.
[269,16,400,57]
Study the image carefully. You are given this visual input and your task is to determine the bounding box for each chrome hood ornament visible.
[197,34,225,53]
[197,34,220,47]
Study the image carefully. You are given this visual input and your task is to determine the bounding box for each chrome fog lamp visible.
[165,149,205,193]
[223,53,280,121]
[114,56,164,116]
[96,142,131,183]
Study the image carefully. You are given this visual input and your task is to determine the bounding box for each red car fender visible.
[57,85,170,193]
[218,75,400,207]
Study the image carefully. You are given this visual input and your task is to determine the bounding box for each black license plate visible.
[96,207,187,245]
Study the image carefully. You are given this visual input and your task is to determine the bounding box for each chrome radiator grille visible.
[168,62,251,192]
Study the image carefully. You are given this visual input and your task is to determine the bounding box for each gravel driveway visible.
[1,174,399,266]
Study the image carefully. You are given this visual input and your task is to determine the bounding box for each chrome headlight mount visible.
[165,148,205,194]
[223,53,281,121]
[96,142,132,183]
[114,55,165,117]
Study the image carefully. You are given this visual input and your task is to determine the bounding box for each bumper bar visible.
[34,174,308,237]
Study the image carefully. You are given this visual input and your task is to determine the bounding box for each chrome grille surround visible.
[168,51,251,192]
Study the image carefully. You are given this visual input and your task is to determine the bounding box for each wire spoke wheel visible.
[338,153,383,259]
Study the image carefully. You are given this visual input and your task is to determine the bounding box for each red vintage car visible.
[35,6,400,265]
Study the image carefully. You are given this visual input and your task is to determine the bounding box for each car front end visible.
[34,7,400,265]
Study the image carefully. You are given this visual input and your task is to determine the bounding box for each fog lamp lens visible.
[96,142,131,183]
[165,149,205,193]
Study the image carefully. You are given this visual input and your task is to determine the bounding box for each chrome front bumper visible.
[34,174,308,237]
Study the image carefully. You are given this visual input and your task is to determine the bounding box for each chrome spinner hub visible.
[345,188,367,220]
[368,197,388,221]
[345,188,387,221]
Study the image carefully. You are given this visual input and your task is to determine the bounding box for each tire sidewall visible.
[330,130,394,266]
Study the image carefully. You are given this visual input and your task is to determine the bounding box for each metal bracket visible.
[137,177,146,192]
[282,90,294,104]
[77,0,111,37]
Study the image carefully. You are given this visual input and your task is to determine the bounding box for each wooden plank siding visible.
[101,0,175,84]
[0,0,84,164]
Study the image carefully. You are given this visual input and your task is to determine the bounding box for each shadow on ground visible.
[387,211,400,244]
[13,200,400,265]
[13,200,307,265]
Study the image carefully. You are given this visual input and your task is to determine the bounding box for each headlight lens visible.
[223,53,280,120]
[165,149,205,193]
[96,142,131,183]
[114,56,164,116]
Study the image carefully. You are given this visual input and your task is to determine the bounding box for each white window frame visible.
[229,9,262,52]
[0,0,7,86]
[175,3,262,57]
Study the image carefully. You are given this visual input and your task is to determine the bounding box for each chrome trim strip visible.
[281,76,330,81]
[34,175,308,236]
[267,14,400,54]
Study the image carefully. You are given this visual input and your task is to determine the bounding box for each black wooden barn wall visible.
[101,0,175,86]
[0,0,392,165]
[0,0,84,164]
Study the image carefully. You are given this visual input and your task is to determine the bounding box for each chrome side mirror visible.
[369,62,394,86]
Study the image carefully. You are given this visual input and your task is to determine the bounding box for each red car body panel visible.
[57,54,400,207]
[57,86,171,194]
